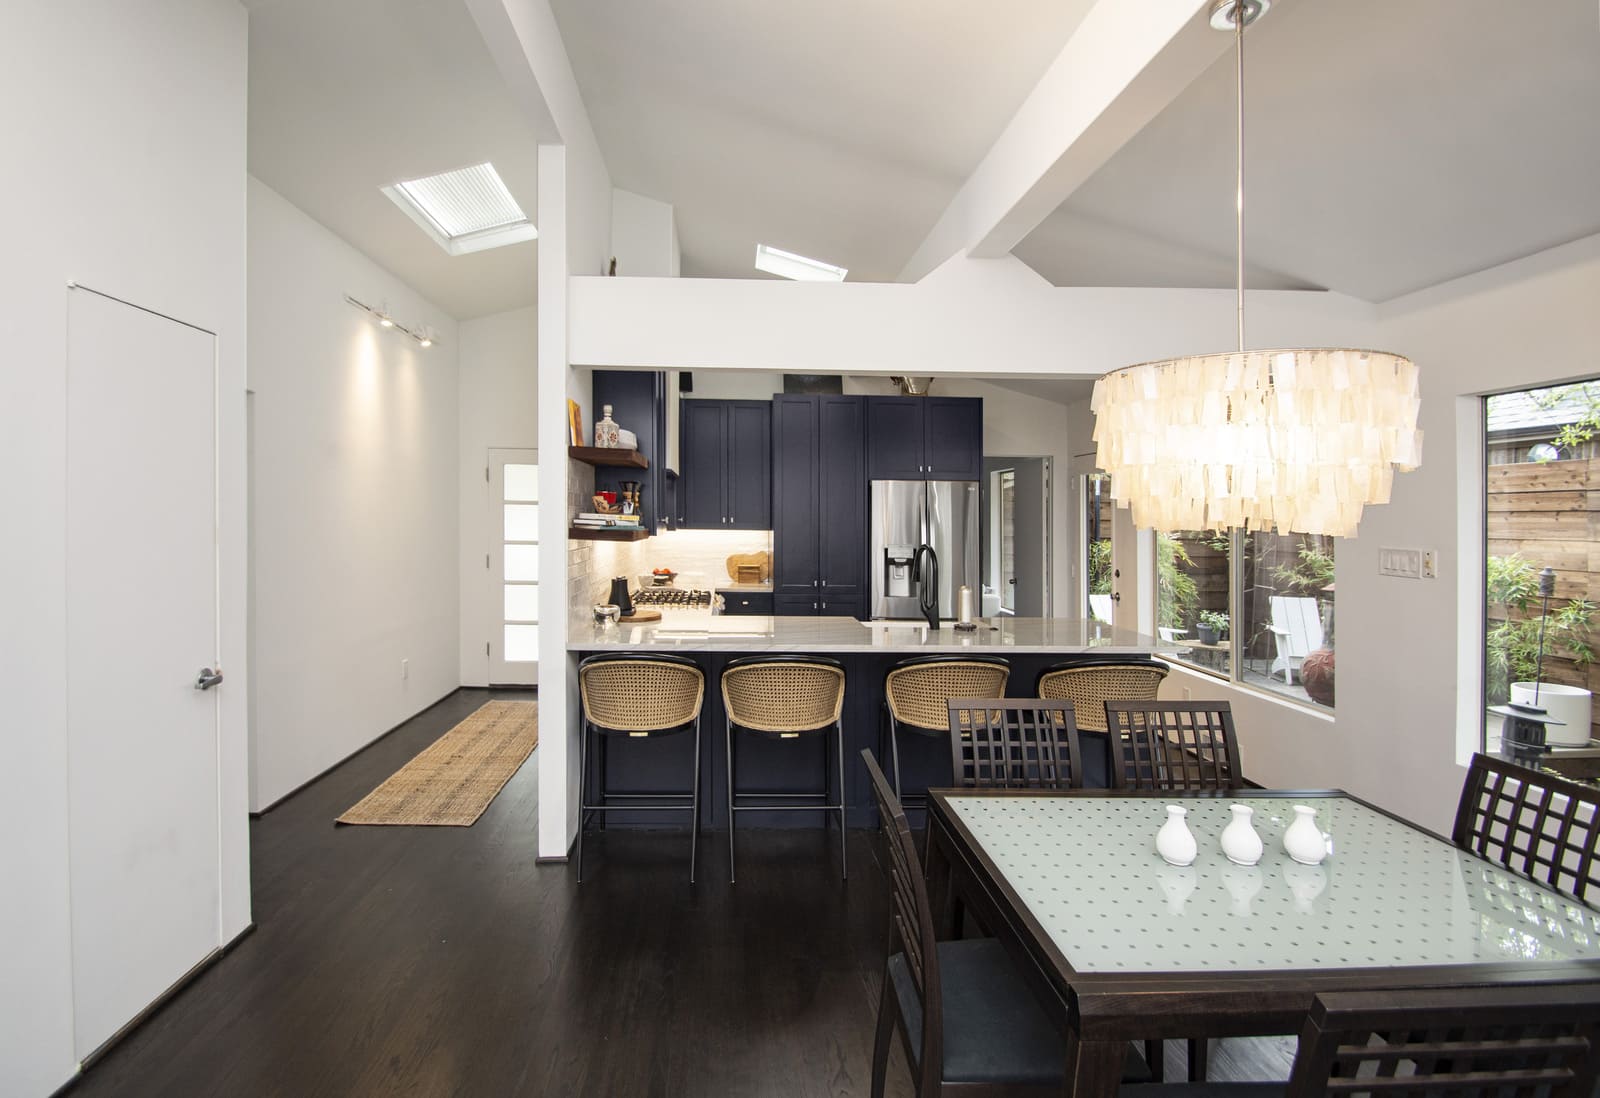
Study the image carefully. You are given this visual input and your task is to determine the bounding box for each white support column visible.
[536,143,576,860]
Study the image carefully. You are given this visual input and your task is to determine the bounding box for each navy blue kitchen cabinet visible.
[591,370,669,531]
[679,399,771,530]
[773,394,867,618]
[865,395,983,481]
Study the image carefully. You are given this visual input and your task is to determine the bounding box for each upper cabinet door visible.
[817,395,867,603]
[771,395,820,597]
[680,398,728,528]
[923,397,983,480]
[865,397,925,480]
[725,400,771,529]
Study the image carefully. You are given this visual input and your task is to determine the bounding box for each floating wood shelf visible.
[569,525,650,542]
[568,446,648,469]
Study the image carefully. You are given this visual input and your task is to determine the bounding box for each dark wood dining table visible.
[923,787,1600,1097]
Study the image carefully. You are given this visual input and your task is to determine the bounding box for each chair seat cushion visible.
[888,938,1150,1086]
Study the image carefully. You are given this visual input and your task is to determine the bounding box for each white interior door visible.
[66,288,222,1060]
[490,448,539,686]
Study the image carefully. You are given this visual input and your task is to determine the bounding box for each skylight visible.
[382,162,537,256]
[754,244,847,282]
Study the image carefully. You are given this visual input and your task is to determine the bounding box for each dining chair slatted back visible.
[1284,984,1600,1097]
[1105,701,1241,791]
[862,749,942,1078]
[1453,751,1600,906]
[1036,661,1168,734]
[945,699,1083,790]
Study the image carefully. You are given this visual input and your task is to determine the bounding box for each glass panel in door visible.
[1083,473,1113,623]
[490,448,538,685]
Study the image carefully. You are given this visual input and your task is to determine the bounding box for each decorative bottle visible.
[1156,805,1197,867]
[1220,804,1263,866]
[594,405,621,448]
[1282,804,1328,865]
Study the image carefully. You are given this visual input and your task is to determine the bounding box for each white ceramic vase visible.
[1156,805,1197,867]
[1220,804,1263,866]
[1282,804,1328,865]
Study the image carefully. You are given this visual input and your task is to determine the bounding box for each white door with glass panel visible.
[490,448,539,685]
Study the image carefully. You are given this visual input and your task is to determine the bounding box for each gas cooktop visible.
[630,587,714,607]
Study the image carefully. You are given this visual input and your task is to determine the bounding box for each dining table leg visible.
[1062,1032,1127,1098]
[923,812,958,940]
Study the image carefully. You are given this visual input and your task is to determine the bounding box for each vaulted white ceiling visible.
[245,0,1600,316]
[1016,0,1600,302]
[246,0,552,319]
[549,0,1098,283]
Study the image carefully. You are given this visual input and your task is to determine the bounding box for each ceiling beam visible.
[898,0,1230,283]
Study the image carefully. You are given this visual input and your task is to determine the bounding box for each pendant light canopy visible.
[1090,0,1421,538]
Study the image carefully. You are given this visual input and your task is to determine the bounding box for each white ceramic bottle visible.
[1282,804,1328,865]
[1156,805,1198,867]
[1220,804,1264,866]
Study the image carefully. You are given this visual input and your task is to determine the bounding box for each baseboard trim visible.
[58,922,257,1091]
[250,686,464,816]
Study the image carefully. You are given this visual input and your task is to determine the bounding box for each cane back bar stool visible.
[722,655,848,883]
[1036,658,1169,734]
[577,653,705,884]
[883,656,1010,806]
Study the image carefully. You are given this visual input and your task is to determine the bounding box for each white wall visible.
[0,3,249,1094]
[612,188,680,278]
[248,178,461,811]
[459,305,539,685]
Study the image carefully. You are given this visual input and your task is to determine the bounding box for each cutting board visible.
[619,608,662,623]
[725,550,771,584]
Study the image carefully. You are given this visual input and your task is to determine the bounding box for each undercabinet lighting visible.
[382,162,537,257]
[754,243,847,282]
[343,294,440,349]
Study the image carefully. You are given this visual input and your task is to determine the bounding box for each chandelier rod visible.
[1233,0,1246,355]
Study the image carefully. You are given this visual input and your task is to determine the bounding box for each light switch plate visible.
[1379,547,1422,579]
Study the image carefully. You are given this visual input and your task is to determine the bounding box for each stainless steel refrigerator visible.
[870,480,980,621]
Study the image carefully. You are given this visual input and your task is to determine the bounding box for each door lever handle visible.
[195,667,224,691]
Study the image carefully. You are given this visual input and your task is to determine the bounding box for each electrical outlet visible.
[1422,550,1437,579]
[1379,547,1422,579]
[401,658,409,680]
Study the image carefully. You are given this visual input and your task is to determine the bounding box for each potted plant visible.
[1195,610,1229,646]
[1487,554,1595,746]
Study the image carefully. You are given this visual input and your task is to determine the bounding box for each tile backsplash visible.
[577,528,773,609]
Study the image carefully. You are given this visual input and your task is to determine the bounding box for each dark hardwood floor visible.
[70,687,1290,1097]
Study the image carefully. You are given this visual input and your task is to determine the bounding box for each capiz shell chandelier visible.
[1091,348,1421,537]
[1090,0,1422,538]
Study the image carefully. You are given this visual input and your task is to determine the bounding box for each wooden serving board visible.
[618,609,662,623]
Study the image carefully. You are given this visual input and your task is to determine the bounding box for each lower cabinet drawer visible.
[718,590,773,615]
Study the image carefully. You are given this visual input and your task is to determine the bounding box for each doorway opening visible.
[981,456,1051,617]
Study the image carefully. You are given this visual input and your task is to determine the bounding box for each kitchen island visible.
[568,615,1175,828]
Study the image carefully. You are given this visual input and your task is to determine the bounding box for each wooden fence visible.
[1486,458,1600,739]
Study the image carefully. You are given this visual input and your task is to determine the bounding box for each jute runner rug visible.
[336,700,538,826]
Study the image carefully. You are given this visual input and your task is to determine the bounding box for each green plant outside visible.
[1197,608,1230,634]
[1485,552,1596,703]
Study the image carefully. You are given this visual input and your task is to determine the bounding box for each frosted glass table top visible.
[942,793,1600,975]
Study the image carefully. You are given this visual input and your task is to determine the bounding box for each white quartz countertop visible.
[569,614,1175,654]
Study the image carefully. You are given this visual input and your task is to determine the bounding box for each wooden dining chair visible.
[1122,983,1600,1096]
[1453,751,1600,905]
[1104,700,1241,792]
[945,699,1084,790]
[862,749,1148,1097]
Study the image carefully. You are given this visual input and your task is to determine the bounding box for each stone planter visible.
[1510,681,1592,747]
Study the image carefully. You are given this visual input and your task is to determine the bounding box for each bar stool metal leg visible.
[689,714,702,885]
[576,720,589,882]
[725,715,736,883]
[835,719,848,879]
[887,711,905,799]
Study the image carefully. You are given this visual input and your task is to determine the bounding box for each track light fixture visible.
[343,294,440,349]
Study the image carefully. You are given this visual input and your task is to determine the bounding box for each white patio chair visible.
[1269,595,1324,684]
